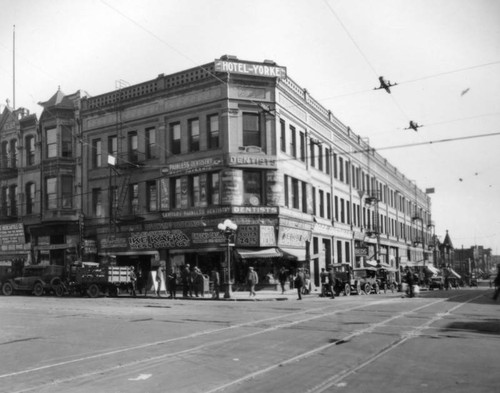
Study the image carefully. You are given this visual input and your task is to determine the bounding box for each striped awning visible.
[236,248,282,260]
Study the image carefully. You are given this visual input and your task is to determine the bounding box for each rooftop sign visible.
[215,60,287,79]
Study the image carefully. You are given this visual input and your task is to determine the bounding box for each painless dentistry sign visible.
[215,60,287,79]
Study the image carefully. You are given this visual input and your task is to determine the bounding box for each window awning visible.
[279,247,307,261]
[236,248,282,260]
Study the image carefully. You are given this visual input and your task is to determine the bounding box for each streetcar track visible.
[3,293,477,393]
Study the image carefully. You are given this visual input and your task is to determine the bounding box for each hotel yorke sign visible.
[215,60,287,79]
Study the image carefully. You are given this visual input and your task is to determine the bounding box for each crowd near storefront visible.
[1,56,455,294]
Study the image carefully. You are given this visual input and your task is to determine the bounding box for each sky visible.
[1,0,499,253]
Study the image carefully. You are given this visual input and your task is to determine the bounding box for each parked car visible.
[1,264,64,296]
[429,276,444,290]
[352,267,381,295]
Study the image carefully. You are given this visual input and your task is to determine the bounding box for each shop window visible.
[242,113,260,147]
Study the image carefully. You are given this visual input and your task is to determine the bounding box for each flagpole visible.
[13,24,16,109]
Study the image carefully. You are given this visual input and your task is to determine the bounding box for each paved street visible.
[0,286,498,393]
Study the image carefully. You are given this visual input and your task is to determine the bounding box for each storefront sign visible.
[226,154,277,168]
[355,247,368,256]
[129,230,191,249]
[215,60,287,79]
[162,206,231,219]
[278,226,311,247]
[0,223,25,247]
[232,206,278,215]
[161,157,223,176]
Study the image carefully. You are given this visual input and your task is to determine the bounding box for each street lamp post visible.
[218,219,238,299]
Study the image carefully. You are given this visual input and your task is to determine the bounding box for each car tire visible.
[363,283,372,295]
[2,282,14,296]
[344,283,351,296]
[54,285,64,297]
[33,282,44,296]
[87,284,100,298]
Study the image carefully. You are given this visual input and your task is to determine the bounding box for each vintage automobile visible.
[1,264,64,296]
[376,268,398,293]
[330,263,360,296]
[429,276,444,290]
[352,267,381,295]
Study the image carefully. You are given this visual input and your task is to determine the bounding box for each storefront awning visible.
[449,268,461,279]
[279,247,307,261]
[425,265,440,275]
[236,248,282,260]
[365,260,378,267]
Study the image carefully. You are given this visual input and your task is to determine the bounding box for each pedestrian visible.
[327,267,335,299]
[492,265,500,301]
[156,265,164,297]
[247,266,258,297]
[294,268,305,300]
[181,264,191,297]
[190,266,198,297]
[211,268,220,299]
[405,267,414,298]
[129,266,137,297]
[278,267,287,294]
[193,267,203,297]
[167,270,177,299]
[320,268,327,297]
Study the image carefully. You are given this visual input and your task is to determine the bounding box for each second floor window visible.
[170,177,181,209]
[26,182,35,214]
[61,126,72,157]
[129,183,139,214]
[61,176,73,208]
[92,139,101,168]
[290,126,297,158]
[189,119,200,152]
[1,141,8,168]
[243,113,260,147]
[147,181,157,211]
[280,120,286,152]
[171,123,181,154]
[92,188,103,217]
[10,140,17,167]
[189,175,201,207]
[0,187,7,216]
[9,185,17,216]
[207,172,220,205]
[46,177,57,209]
[46,128,57,158]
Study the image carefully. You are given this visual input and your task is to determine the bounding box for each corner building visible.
[80,56,434,288]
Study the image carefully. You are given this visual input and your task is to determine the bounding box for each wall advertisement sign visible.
[0,223,26,249]
[235,225,276,248]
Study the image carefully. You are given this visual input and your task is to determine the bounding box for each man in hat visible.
[247,266,258,297]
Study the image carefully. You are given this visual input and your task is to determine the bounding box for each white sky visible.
[1,0,499,253]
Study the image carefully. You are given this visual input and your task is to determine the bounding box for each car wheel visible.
[87,284,100,298]
[374,284,380,294]
[54,285,64,297]
[33,282,44,296]
[363,283,372,295]
[2,282,14,296]
[344,283,351,296]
